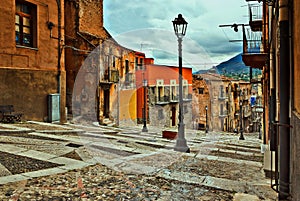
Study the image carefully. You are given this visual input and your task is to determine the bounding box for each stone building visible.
[237,0,300,199]
[140,62,193,129]
[0,0,66,122]
[64,0,139,126]
[192,74,210,130]
[0,0,143,125]
[193,73,253,132]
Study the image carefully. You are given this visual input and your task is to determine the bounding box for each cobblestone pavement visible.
[0,121,278,200]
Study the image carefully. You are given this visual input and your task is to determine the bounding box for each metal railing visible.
[270,121,293,193]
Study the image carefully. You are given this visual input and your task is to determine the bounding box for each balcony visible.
[218,95,227,101]
[242,53,267,69]
[242,3,267,69]
[183,93,192,101]
[250,78,262,84]
[170,95,179,102]
[248,4,263,32]
[242,27,267,69]
[110,70,119,83]
[219,111,228,118]
[103,69,119,83]
[123,73,135,89]
[156,95,170,105]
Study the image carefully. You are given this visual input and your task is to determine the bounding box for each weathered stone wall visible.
[291,0,300,199]
[183,102,193,129]
[291,111,300,200]
[64,0,120,121]
[0,68,64,121]
[78,0,103,35]
[192,75,210,128]
[149,104,172,129]
[149,102,192,129]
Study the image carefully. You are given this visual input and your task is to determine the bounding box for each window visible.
[220,104,224,115]
[125,60,129,74]
[220,86,224,97]
[135,57,138,70]
[15,0,36,47]
[198,88,204,94]
[139,58,144,70]
[157,86,164,102]
[171,85,177,100]
[112,56,115,67]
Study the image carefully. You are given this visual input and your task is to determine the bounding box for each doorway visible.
[104,89,110,118]
[171,106,176,127]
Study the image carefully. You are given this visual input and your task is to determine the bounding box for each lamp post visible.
[205,106,208,133]
[173,14,190,153]
[142,79,148,132]
[258,121,262,139]
[239,93,245,140]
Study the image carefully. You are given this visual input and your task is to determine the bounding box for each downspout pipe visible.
[56,0,61,91]
[56,0,66,123]
[278,0,291,199]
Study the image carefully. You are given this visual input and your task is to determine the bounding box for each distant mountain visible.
[194,53,262,80]
[215,53,248,74]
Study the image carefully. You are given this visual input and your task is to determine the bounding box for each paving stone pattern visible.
[0,121,278,200]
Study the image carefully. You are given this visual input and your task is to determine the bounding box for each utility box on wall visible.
[48,94,60,122]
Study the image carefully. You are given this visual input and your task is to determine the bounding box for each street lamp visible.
[239,92,245,140]
[205,106,208,133]
[173,14,190,153]
[142,79,148,132]
[258,122,262,139]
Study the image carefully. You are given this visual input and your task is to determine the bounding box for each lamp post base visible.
[239,133,245,140]
[174,124,190,153]
[142,126,148,132]
[174,138,190,153]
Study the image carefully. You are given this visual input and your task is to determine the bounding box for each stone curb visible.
[0,123,33,134]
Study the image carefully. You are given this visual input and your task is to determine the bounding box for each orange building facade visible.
[136,60,193,129]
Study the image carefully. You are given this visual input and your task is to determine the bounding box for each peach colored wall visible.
[0,0,62,70]
[0,68,64,121]
[119,89,137,123]
[0,0,65,121]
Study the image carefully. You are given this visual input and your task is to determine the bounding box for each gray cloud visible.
[104,0,248,69]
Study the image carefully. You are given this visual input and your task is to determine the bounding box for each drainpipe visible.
[56,0,66,123]
[278,0,290,199]
[270,50,277,151]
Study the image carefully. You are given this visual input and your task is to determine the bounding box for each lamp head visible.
[47,21,55,30]
[172,14,188,38]
[231,23,238,32]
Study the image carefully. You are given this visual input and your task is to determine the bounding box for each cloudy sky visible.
[103,0,249,72]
